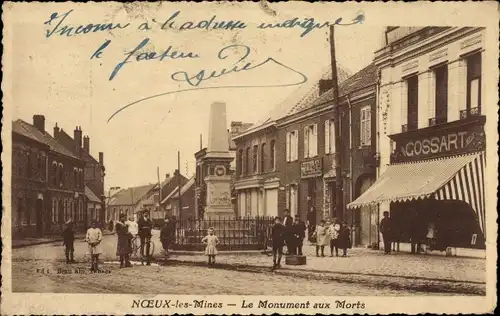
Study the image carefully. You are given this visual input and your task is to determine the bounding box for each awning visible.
[347,153,486,236]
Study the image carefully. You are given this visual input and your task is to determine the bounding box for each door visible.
[36,198,43,236]
[265,189,278,218]
[359,177,375,246]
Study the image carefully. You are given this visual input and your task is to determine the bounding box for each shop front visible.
[299,157,324,221]
[348,116,486,250]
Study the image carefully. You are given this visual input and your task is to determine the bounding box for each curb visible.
[169,250,264,256]
[12,232,115,249]
[161,258,486,296]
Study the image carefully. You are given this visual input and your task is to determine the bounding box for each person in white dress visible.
[126,216,139,236]
[201,227,219,265]
[86,221,103,272]
[328,218,341,257]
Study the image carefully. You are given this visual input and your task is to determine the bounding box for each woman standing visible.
[313,220,329,257]
[337,221,351,257]
[116,214,132,268]
[328,218,341,257]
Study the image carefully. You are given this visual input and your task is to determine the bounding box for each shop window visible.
[466,52,481,114]
[286,130,298,162]
[360,106,371,147]
[304,124,317,158]
[260,143,266,173]
[252,145,258,174]
[406,75,419,131]
[270,140,276,170]
[434,64,448,124]
[325,120,335,154]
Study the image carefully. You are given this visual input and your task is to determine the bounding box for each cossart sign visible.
[390,117,485,163]
[301,157,323,178]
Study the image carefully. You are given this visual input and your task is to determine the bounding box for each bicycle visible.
[131,235,155,260]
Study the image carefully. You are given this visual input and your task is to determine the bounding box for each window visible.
[304,124,318,158]
[79,201,84,221]
[270,140,276,170]
[29,198,36,225]
[52,162,57,186]
[19,198,27,225]
[245,147,250,175]
[245,191,252,217]
[52,199,57,223]
[360,106,372,146]
[153,193,160,204]
[252,145,258,173]
[58,163,64,188]
[26,153,32,178]
[260,143,267,173]
[324,120,335,154]
[238,149,243,175]
[466,52,481,112]
[434,65,448,124]
[406,75,419,130]
[286,130,298,162]
[73,169,77,189]
[80,169,84,188]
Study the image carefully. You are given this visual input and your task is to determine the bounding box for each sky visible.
[8,2,385,189]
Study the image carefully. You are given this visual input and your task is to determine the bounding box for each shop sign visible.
[390,117,485,163]
[301,157,323,178]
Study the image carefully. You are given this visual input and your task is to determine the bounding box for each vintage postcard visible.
[1,1,498,315]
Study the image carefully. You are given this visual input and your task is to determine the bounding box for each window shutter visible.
[366,110,372,145]
[286,132,290,162]
[304,127,309,158]
[293,131,298,161]
[331,121,336,153]
[325,120,330,154]
[312,124,318,156]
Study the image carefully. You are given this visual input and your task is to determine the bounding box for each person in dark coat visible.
[160,216,175,255]
[137,210,153,265]
[282,209,294,254]
[380,211,393,254]
[271,217,286,269]
[306,206,317,242]
[292,215,307,256]
[62,220,76,264]
[116,214,132,268]
[409,208,422,254]
[338,221,351,257]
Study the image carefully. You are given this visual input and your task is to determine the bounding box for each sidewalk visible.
[166,246,486,284]
[12,231,114,249]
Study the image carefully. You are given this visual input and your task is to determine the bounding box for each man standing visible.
[282,209,294,254]
[160,216,175,256]
[306,206,317,242]
[292,215,307,256]
[62,219,75,264]
[271,217,286,269]
[137,210,153,265]
[380,211,393,254]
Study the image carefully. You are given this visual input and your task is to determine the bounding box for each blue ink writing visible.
[107,45,307,122]
[258,13,365,37]
[91,40,111,59]
[160,11,247,31]
[109,38,199,81]
[44,9,130,38]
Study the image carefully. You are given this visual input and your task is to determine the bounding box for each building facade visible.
[349,27,488,250]
[161,176,196,219]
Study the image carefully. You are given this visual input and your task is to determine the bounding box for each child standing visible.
[338,221,351,257]
[86,221,103,271]
[328,218,341,257]
[201,227,219,265]
[313,220,329,257]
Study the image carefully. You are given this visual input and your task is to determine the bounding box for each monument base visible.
[204,206,235,220]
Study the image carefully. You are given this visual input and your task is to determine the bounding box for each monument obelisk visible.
[204,102,235,219]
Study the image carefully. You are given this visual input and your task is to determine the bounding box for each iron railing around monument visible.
[171,216,275,251]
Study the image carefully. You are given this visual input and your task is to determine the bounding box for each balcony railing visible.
[428,116,447,127]
[460,107,481,120]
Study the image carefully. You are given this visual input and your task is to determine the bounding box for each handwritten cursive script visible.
[107,44,307,122]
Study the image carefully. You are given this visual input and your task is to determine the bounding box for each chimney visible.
[165,173,170,179]
[83,136,90,152]
[99,152,104,166]
[319,79,333,96]
[174,169,179,176]
[33,115,45,134]
[53,123,60,138]
[74,126,83,150]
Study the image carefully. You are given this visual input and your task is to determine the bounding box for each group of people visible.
[311,218,351,257]
[115,210,154,267]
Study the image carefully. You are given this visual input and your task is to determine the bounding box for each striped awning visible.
[347,153,486,235]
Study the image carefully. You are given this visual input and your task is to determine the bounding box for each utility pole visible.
[329,25,343,222]
[178,151,182,219]
[157,166,162,219]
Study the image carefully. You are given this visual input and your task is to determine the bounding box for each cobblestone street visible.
[11,230,485,295]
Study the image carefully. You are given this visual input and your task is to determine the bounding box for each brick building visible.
[53,125,106,228]
[12,116,86,236]
[161,175,196,219]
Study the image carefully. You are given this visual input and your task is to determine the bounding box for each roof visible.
[347,153,483,209]
[108,184,156,206]
[160,176,195,204]
[58,129,99,164]
[312,63,377,107]
[12,120,80,160]
[85,186,102,203]
[234,65,351,139]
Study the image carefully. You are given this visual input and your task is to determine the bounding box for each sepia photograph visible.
[1,1,497,315]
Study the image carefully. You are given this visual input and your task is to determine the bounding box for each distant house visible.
[161,175,196,219]
[107,184,156,222]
